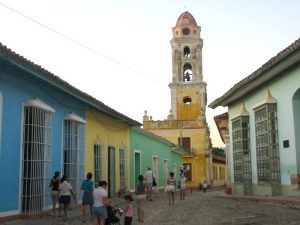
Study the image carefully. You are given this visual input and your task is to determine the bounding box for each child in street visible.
[123,194,134,225]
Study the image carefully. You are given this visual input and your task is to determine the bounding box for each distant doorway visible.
[134,151,141,186]
[108,147,116,198]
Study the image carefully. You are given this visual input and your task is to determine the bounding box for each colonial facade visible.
[143,11,212,189]
[209,38,300,196]
[0,42,140,218]
[130,127,188,192]
[214,113,230,185]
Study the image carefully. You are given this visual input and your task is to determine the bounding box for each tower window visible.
[184,46,190,58]
[183,97,192,104]
[183,63,193,82]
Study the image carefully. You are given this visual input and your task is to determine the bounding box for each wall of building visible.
[228,65,300,195]
[85,110,130,196]
[212,162,227,187]
[147,128,207,188]
[0,70,86,215]
[130,128,184,192]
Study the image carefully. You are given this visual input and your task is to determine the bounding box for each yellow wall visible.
[176,89,200,120]
[212,162,227,187]
[149,129,207,188]
[85,109,130,193]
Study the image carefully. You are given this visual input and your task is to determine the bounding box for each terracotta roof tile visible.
[0,42,141,126]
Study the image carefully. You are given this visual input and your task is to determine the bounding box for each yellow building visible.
[143,11,212,189]
[212,151,227,187]
[85,108,140,198]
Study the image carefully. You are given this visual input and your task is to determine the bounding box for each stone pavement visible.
[3,188,300,225]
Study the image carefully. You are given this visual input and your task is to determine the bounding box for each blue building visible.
[0,42,141,218]
[0,43,88,216]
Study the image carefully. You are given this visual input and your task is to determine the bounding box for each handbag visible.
[177,181,181,189]
[152,178,157,187]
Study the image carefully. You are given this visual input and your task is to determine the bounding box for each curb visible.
[217,195,300,206]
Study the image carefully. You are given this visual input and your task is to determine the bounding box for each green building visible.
[130,127,188,192]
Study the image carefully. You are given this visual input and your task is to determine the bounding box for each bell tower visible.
[143,11,212,189]
[169,11,207,121]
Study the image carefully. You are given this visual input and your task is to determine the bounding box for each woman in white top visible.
[179,169,187,200]
[59,175,75,221]
[93,180,109,225]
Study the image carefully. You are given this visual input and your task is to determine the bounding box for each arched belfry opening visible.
[184,46,191,58]
[183,96,192,104]
[183,63,193,82]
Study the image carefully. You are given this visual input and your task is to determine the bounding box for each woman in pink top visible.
[123,194,134,225]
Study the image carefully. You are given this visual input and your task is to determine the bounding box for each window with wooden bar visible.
[255,104,280,183]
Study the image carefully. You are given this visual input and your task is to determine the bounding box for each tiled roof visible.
[0,42,141,126]
[131,126,189,156]
[176,11,198,27]
[209,37,300,108]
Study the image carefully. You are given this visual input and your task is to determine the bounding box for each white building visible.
[209,38,300,196]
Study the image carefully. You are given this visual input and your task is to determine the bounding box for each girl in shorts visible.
[167,172,176,206]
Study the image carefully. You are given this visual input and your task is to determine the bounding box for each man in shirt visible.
[145,167,154,201]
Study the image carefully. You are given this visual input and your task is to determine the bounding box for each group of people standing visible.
[49,172,76,222]
[49,171,129,225]
[134,167,188,222]
[48,167,193,224]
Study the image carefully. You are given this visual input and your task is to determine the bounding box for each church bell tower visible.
[169,11,207,121]
[143,11,212,189]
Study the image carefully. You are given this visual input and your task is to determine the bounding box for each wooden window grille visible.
[255,104,280,183]
[232,116,252,184]
[94,144,103,185]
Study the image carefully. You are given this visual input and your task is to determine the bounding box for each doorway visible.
[108,147,116,198]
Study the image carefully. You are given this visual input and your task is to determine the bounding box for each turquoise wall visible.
[130,128,183,191]
[228,65,300,185]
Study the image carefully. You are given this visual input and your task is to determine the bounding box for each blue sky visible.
[0,0,299,147]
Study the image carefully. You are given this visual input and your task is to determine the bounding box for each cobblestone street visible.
[3,189,300,225]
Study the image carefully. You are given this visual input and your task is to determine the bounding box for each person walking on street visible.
[49,171,60,218]
[123,194,134,225]
[135,175,146,222]
[81,172,94,223]
[59,175,76,222]
[145,167,154,201]
[166,172,176,206]
[93,180,109,225]
[179,169,186,200]
[203,180,208,193]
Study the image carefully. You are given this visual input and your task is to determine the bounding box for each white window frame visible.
[21,99,54,214]
[63,113,86,203]
[94,143,103,185]
[119,148,126,194]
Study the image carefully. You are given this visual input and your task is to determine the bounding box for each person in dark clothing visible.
[49,171,60,217]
